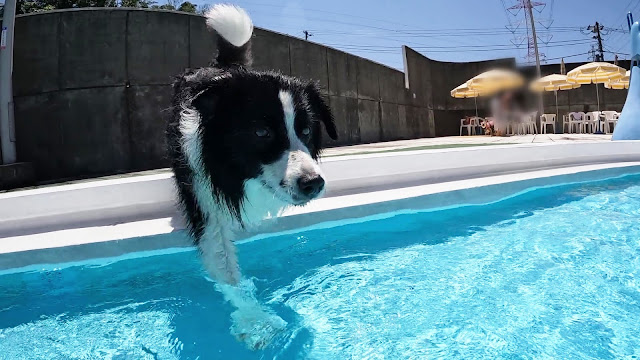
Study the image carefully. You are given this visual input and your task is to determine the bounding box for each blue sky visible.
[197,0,638,69]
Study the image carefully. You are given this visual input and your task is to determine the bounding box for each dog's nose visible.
[297,175,325,198]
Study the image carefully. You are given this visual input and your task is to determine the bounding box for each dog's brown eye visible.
[255,128,270,137]
[301,127,311,136]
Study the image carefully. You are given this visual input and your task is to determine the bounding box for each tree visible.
[177,1,194,13]
[122,0,155,8]
[196,3,210,15]
[12,0,203,13]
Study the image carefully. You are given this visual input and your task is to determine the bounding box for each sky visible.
[194,0,639,70]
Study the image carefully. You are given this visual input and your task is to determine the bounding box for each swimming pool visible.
[1,172,640,359]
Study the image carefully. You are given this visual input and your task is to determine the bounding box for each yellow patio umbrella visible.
[530,74,581,118]
[450,82,489,118]
[604,70,631,89]
[466,69,525,95]
[566,62,626,112]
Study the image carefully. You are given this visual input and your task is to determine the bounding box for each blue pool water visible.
[1,174,640,359]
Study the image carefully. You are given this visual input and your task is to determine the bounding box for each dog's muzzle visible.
[296,174,325,200]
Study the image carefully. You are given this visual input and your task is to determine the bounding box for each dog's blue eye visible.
[302,127,311,136]
[255,128,270,137]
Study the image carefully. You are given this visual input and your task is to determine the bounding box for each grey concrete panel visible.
[289,38,328,92]
[127,85,172,170]
[59,10,127,89]
[434,109,461,137]
[14,13,60,96]
[0,163,35,190]
[402,47,432,107]
[189,15,217,69]
[358,99,381,143]
[15,87,129,180]
[327,48,358,98]
[430,61,456,110]
[14,93,66,180]
[58,87,130,178]
[402,105,421,139]
[397,105,410,139]
[601,87,627,108]
[569,84,599,107]
[380,102,400,141]
[425,109,436,138]
[127,10,190,85]
[253,28,291,75]
[379,66,404,104]
[329,96,360,145]
[356,58,380,101]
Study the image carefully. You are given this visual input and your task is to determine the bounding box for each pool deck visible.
[323,134,612,157]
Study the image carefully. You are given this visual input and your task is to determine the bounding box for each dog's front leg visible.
[199,222,287,350]
[199,223,241,285]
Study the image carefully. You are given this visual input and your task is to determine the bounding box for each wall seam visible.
[124,10,134,172]
[187,15,192,68]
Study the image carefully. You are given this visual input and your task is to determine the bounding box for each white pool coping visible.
[1,141,640,270]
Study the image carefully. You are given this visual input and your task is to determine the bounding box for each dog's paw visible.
[229,308,287,350]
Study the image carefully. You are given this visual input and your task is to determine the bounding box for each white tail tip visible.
[205,4,253,47]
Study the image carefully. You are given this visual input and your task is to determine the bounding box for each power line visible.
[323,38,591,50]
[545,52,591,61]
[325,41,591,54]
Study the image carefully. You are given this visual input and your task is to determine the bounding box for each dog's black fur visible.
[167,7,337,244]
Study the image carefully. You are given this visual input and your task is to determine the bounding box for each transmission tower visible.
[504,0,549,65]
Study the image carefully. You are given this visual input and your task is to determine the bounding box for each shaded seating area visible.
[453,62,628,136]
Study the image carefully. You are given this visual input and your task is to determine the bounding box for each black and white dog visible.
[167,4,337,349]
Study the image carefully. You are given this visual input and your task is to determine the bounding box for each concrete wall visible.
[11,8,552,183]
[14,9,424,182]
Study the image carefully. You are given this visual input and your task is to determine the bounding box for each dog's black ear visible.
[305,83,338,140]
[191,86,219,118]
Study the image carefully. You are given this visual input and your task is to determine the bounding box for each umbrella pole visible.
[555,90,558,134]
[474,96,478,118]
[596,82,600,112]
[595,82,603,133]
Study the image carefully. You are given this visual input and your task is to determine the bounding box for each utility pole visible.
[507,0,545,113]
[525,0,542,82]
[524,0,543,114]
[588,22,605,62]
[303,30,312,41]
[0,0,18,164]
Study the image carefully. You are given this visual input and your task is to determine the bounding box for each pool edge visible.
[1,161,640,271]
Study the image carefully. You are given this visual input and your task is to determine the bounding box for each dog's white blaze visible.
[272,91,324,192]
[179,107,240,285]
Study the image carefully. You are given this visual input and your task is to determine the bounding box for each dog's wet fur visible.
[167,4,337,288]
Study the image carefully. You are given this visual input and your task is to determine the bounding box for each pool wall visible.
[1,141,640,270]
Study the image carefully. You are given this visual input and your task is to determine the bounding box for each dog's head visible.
[185,68,337,217]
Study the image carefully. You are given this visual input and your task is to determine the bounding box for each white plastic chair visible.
[568,112,585,133]
[540,114,556,134]
[584,112,598,133]
[562,114,571,133]
[525,111,538,134]
[471,116,484,135]
[602,111,618,134]
[460,118,474,136]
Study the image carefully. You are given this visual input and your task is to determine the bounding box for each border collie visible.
[167,4,337,349]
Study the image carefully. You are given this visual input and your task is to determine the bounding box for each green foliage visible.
[15,0,206,14]
[177,1,195,13]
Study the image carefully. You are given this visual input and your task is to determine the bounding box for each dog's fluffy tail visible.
[205,4,253,68]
